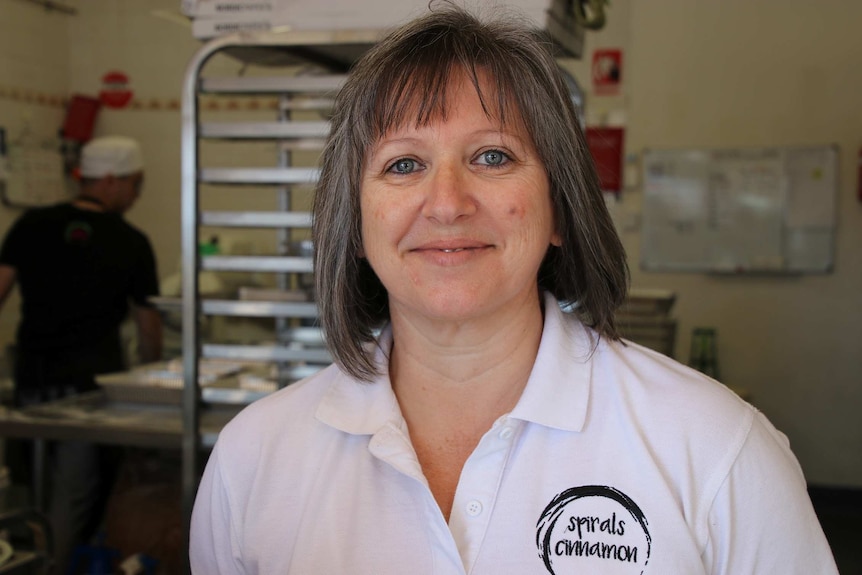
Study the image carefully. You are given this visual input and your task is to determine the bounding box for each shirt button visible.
[466,500,483,517]
[499,427,514,440]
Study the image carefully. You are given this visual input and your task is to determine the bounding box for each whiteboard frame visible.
[639,144,838,274]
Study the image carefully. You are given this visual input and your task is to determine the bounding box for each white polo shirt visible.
[190,294,838,574]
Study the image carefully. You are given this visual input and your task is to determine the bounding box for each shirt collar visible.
[315,292,594,435]
[315,327,404,435]
[508,292,594,433]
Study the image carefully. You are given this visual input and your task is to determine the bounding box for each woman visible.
[190,5,838,574]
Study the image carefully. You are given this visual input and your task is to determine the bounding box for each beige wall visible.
[1,0,860,487]
[633,0,862,488]
[570,0,862,487]
[0,0,70,342]
[66,0,203,282]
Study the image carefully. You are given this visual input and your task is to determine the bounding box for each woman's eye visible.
[387,158,418,174]
[476,149,510,167]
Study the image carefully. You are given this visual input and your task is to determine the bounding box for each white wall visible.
[631,0,862,488]
[64,0,304,286]
[569,0,862,487]
[1,0,860,487]
[66,0,203,281]
[0,0,71,347]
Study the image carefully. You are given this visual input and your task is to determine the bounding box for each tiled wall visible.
[0,0,71,341]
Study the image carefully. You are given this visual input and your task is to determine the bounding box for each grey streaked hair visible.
[313,2,629,381]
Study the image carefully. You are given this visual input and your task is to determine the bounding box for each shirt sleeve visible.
[129,234,159,307]
[190,444,247,574]
[0,212,31,268]
[702,410,839,574]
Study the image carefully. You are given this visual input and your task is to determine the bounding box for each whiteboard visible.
[1,145,69,208]
[640,145,837,274]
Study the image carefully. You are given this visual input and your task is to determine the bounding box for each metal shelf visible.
[179,29,367,561]
[203,344,332,363]
[201,210,312,228]
[200,167,319,185]
[151,297,320,318]
[201,255,313,273]
[278,97,335,111]
[200,74,346,94]
[202,300,320,319]
[199,28,383,69]
[199,121,330,139]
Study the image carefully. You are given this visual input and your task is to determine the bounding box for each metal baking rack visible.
[175,7,594,563]
[177,27,388,558]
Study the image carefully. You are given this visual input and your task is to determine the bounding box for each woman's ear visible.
[550,232,562,247]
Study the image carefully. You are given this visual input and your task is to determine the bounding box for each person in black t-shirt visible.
[0,135,162,571]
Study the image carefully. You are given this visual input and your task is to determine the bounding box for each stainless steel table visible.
[0,391,244,449]
[0,388,248,513]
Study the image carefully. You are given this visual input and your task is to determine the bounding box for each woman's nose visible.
[420,162,477,224]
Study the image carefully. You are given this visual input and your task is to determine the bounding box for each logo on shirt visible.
[536,485,651,574]
[65,221,93,246]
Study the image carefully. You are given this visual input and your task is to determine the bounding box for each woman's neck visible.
[388,292,545,420]
[387,293,546,522]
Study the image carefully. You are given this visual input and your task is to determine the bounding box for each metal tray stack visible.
[96,359,325,405]
[615,288,678,358]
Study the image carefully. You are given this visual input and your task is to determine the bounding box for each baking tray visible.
[96,360,324,405]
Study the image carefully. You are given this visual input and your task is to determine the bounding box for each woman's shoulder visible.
[546,298,752,425]
[592,334,766,474]
[216,363,345,447]
[598,335,750,414]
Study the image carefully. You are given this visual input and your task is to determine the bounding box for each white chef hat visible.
[79,136,144,178]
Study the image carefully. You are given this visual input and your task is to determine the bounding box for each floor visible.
[810,487,862,574]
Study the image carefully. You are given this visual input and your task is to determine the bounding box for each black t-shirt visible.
[0,202,159,354]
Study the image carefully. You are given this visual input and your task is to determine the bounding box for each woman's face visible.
[360,70,560,325]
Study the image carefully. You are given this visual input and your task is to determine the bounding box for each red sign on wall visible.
[592,49,623,95]
[585,126,625,194]
[99,71,134,109]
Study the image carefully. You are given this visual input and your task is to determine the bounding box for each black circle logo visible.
[536,485,651,574]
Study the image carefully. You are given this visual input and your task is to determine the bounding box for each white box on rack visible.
[182,0,278,18]
[188,0,552,39]
[192,13,287,39]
